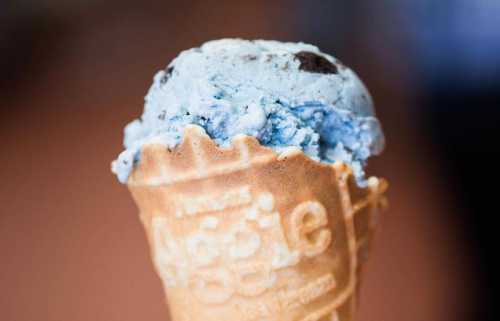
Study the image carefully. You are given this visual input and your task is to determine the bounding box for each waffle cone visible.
[126,125,387,321]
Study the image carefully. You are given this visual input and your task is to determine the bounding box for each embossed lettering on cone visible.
[127,125,387,321]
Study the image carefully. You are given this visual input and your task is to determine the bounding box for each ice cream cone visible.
[126,125,387,321]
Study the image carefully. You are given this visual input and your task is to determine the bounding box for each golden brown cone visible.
[127,125,387,321]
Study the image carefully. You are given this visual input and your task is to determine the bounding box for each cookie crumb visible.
[243,54,257,61]
[160,66,174,84]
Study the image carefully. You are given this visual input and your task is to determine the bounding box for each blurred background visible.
[1,0,499,320]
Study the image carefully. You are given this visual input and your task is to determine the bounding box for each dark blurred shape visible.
[0,11,72,99]
[423,75,500,321]
[406,2,500,320]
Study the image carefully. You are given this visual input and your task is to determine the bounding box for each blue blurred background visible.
[1,1,498,320]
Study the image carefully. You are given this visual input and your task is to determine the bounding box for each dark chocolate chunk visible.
[294,51,338,74]
[160,66,174,84]
[158,110,166,120]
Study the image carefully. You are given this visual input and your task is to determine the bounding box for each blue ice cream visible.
[112,39,385,185]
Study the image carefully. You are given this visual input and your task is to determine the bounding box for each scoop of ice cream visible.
[112,39,385,184]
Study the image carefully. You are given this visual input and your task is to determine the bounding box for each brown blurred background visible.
[2,1,499,320]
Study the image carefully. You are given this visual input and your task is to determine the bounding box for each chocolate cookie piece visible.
[160,66,174,84]
[294,51,338,74]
